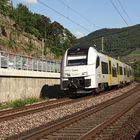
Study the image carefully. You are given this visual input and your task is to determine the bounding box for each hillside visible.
[0,14,45,57]
[77,26,140,80]
[77,25,140,61]
[0,1,139,80]
[0,1,76,59]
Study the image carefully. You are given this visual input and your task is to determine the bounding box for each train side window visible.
[96,56,100,68]
[112,67,117,77]
[101,62,108,74]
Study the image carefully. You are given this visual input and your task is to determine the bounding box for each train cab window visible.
[67,47,88,66]
[96,56,100,68]
[67,58,87,66]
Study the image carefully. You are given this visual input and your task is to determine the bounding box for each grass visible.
[130,48,140,55]
[0,97,44,109]
[0,38,7,46]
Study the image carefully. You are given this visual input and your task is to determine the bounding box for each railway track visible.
[0,98,71,122]
[9,84,140,140]
[0,94,100,122]
[0,85,125,122]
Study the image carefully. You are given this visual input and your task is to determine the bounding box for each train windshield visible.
[67,57,87,66]
[67,47,88,66]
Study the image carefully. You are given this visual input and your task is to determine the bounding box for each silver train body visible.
[60,46,134,95]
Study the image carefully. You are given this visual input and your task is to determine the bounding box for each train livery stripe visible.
[108,57,112,86]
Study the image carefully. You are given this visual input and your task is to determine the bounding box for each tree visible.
[0,0,9,16]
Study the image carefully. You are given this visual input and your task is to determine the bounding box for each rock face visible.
[0,14,55,60]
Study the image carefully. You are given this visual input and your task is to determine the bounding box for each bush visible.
[11,99,26,108]
[0,98,41,109]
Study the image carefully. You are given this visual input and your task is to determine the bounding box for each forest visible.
[77,25,140,57]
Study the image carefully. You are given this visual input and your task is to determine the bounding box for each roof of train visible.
[68,45,132,69]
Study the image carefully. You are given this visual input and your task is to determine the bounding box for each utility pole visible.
[102,37,104,52]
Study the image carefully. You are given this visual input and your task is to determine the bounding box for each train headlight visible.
[82,72,88,76]
[65,73,70,77]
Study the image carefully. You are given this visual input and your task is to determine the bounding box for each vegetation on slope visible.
[77,26,140,57]
[132,61,140,81]
[0,0,76,58]
[77,26,140,81]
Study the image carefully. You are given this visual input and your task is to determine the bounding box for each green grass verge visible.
[130,48,140,55]
[0,98,44,109]
[135,77,140,82]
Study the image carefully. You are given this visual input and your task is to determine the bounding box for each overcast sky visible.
[13,0,140,38]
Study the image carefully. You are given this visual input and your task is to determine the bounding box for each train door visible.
[108,59,112,86]
[96,56,101,86]
[117,62,120,85]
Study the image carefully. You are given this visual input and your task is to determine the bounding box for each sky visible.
[12,0,140,38]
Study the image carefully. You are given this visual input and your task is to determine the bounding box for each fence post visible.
[31,58,33,71]
[7,52,9,68]
[27,57,28,71]
[14,54,16,69]
[0,51,60,73]
[21,56,22,70]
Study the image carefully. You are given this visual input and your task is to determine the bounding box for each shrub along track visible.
[9,84,140,140]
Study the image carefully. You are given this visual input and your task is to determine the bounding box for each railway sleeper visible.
[59,129,89,132]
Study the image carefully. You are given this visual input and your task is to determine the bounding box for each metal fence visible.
[0,51,60,73]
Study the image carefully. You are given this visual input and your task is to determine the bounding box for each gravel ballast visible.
[0,83,138,140]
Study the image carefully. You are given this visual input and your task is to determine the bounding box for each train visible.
[60,45,134,96]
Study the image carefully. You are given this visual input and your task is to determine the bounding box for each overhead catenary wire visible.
[110,0,129,26]
[38,0,91,33]
[37,0,134,41]
[59,0,101,29]
[117,0,133,24]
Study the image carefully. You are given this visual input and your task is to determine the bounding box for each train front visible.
[61,46,98,95]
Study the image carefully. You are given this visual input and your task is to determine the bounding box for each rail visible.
[12,85,139,140]
[0,51,60,73]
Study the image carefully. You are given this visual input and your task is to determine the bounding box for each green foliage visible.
[0,98,41,109]
[7,3,76,57]
[0,0,10,16]
[8,39,14,48]
[7,30,15,49]
[0,38,6,46]
[27,38,33,52]
[27,26,41,38]
[77,25,140,57]
[133,61,140,81]
[130,48,140,55]
[11,99,27,108]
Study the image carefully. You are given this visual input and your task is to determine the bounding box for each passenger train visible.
[60,45,134,96]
